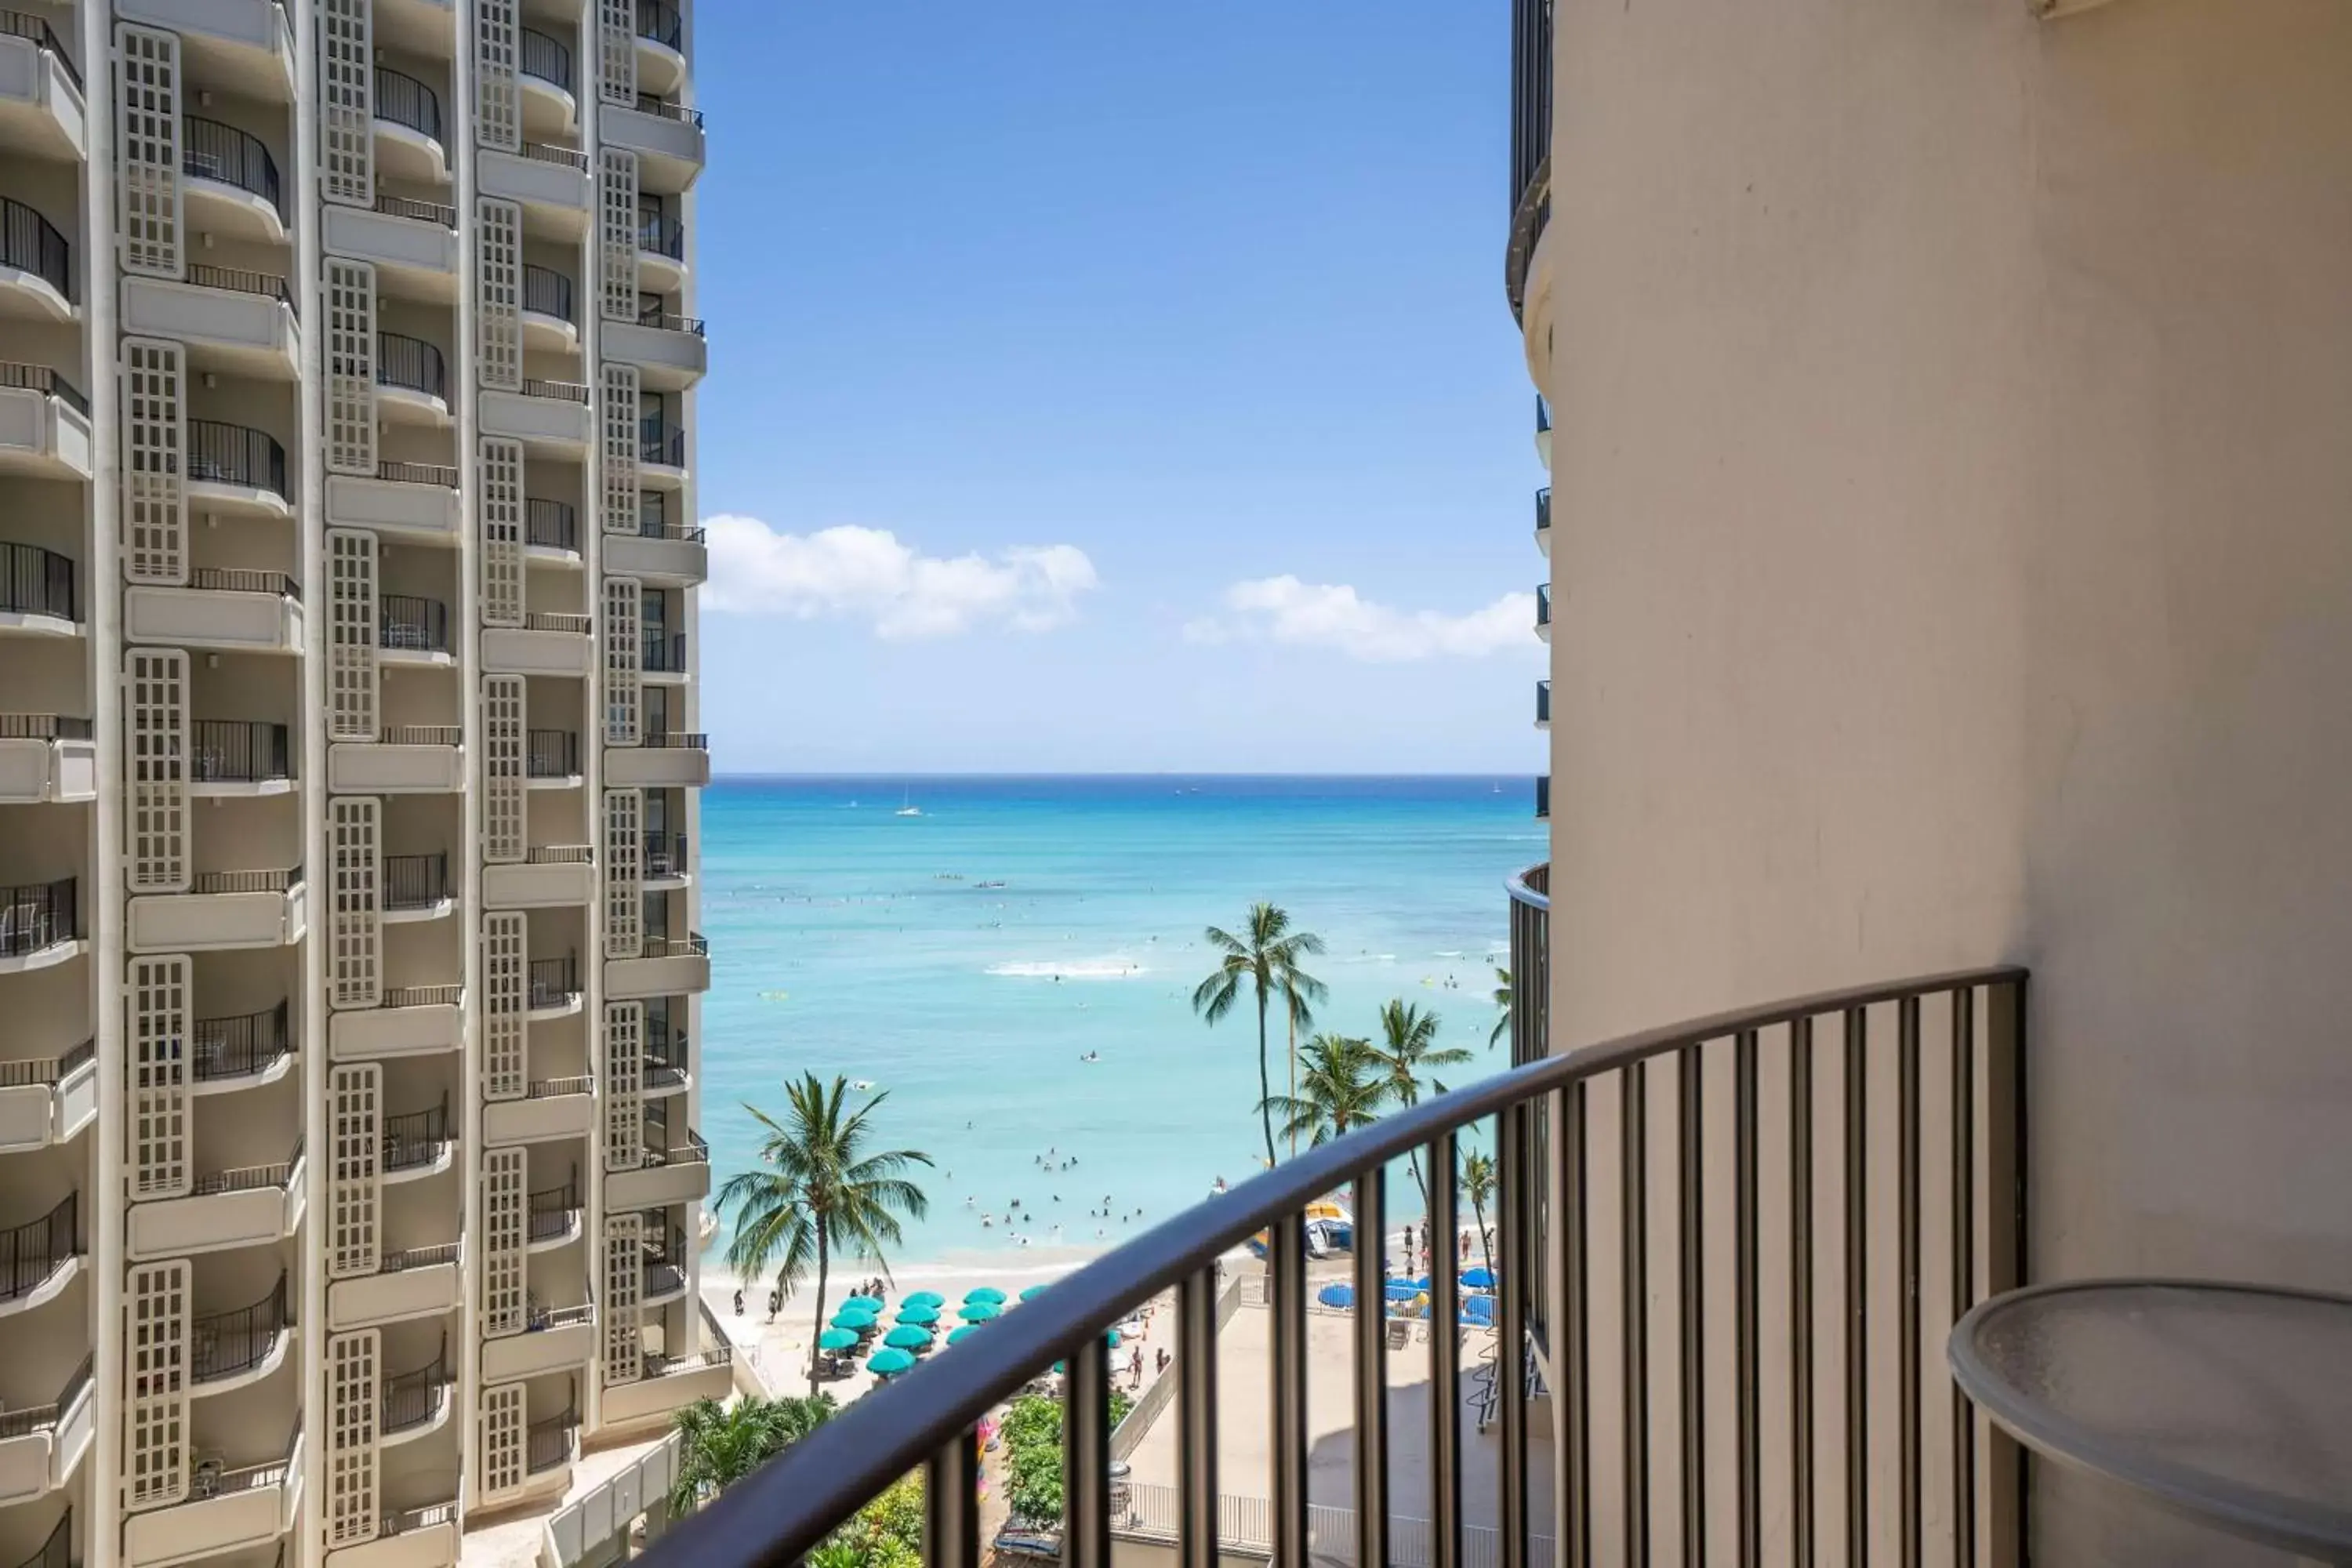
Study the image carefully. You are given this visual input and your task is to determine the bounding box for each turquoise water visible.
[698,776,1540,1269]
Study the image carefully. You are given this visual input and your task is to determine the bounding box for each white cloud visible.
[703,516,1099,639]
[1186,576,1540,662]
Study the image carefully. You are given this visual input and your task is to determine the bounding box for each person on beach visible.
[734,1288,744,1316]
[1129,1346,1144,1388]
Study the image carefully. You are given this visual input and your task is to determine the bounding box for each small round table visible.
[1948,1279,2352,1564]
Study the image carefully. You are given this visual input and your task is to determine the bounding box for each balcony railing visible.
[384,851,450,911]
[379,725,462,747]
[525,498,578,551]
[382,1335,450,1436]
[0,1356,90,1441]
[639,1130,708,1171]
[0,1192,74,1304]
[384,1094,452,1172]
[636,492,706,542]
[383,982,463,1008]
[374,67,442,140]
[191,1274,289,1383]
[192,1000,291,1083]
[376,191,456,227]
[634,0,681,48]
[631,93,703,129]
[0,197,70,299]
[523,263,575,323]
[525,1297,595,1333]
[191,1424,298,1500]
[523,611,593,634]
[644,1030,688,1090]
[643,830,688,877]
[1534,681,1550,727]
[521,140,590,171]
[377,458,459,487]
[529,1413,579,1475]
[191,720,290,784]
[0,878,77,957]
[376,332,448,399]
[8,1513,69,1568]
[188,566,299,597]
[638,213,684,259]
[640,1344,732,1381]
[518,27,573,90]
[0,361,87,416]
[0,10,81,93]
[0,714,89,741]
[1504,0,1552,318]
[654,926,2030,1568]
[0,1039,93,1090]
[381,1241,461,1274]
[640,419,685,466]
[635,304,706,337]
[1535,582,1550,629]
[187,864,301,895]
[0,543,74,619]
[529,1170,579,1243]
[182,118,281,215]
[1534,486,1550,539]
[186,263,296,311]
[1534,774,1548,820]
[528,728,580,778]
[637,932,709,960]
[187,419,288,499]
[528,953,579,1009]
[381,593,451,653]
[642,630,688,673]
[191,1137,301,1197]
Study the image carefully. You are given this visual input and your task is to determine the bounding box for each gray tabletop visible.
[1949,1279,2352,1562]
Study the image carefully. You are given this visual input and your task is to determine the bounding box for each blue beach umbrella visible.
[1384,1279,1418,1301]
[867,1348,916,1377]
[817,1328,859,1351]
[883,1326,933,1350]
[1318,1283,1356,1308]
[905,1290,946,1308]
[830,1308,878,1330]
[1461,1267,1497,1290]
[964,1287,1007,1305]
[842,1295,884,1311]
[1461,1296,1498,1326]
[1411,1276,1434,1290]
[896,1304,941,1326]
[958,1301,1001,1323]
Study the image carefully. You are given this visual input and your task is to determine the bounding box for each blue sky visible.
[692,2,1544,774]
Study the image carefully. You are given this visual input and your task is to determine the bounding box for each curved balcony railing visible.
[527,729,579,779]
[186,263,294,310]
[382,1334,450,1435]
[631,93,703,128]
[9,1509,70,1568]
[528,953,579,1010]
[639,419,685,467]
[642,830,688,878]
[0,10,81,93]
[0,542,74,619]
[190,1136,302,1197]
[375,191,456,227]
[529,1170,579,1243]
[0,1192,74,1304]
[528,1394,580,1474]
[373,67,442,141]
[522,263,575,324]
[182,118,282,216]
[644,1028,688,1089]
[1503,0,1552,319]
[1534,680,1550,727]
[384,1094,452,1173]
[1534,485,1550,539]
[641,630,687,673]
[634,0,681,49]
[192,1000,291,1083]
[191,719,290,784]
[525,497,577,551]
[0,1039,93,1090]
[376,332,448,400]
[0,361,87,416]
[384,851,449,911]
[0,1356,91,1442]
[637,213,684,260]
[187,419,288,499]
[1533,774,1548,820]
[187,864,301,895]
[191,1274,290,1383]
[381,593,450,653]
[518,27,573,90]
[1535,582,1551,629]
[653,920,2030,1568]
[0,878,76,959]
[0,197,70,299]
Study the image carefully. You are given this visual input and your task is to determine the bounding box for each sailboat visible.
[895,788,922,818]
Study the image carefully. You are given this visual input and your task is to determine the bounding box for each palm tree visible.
[1490,966,1513,1048]
[1257,1034,1391,1148]
[1192,903,1328,1167]
[667,1394,834,1512]
[1461,1150,1501,1292]
[716,1073,934,1395]
[1373,1000,1475,1234]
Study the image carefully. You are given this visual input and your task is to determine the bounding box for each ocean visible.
[697,775,1541,1272]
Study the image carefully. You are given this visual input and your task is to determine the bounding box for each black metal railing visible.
[0,361,87,416]
[528,953,579,1009]
[0,1192,74,1304]
[523,612,593,634]
[523,263,575,323]
[529,1170,579,1243]
[0,713,90,741]
[524,1294,594,1333]
[643,830,688,878]
[637,931,709,959]
[384,851,449,910]
[640,419,685,466]
[384,1094,452,1172]
[521,376,590,403]
[635,0,681,48]
[528,729,579,778]
[652,927,2031,1568]
[9,1511,70,1568]
[0,9,80,93]
[376,191,456,227]
[630,93,702,128]
[190,720,290,784]
[377,459,459,487]
[518,27,572,90]
[383,982,463,1007]
[188,864,301,895]
[528,1396,579,1474]
[640,1130,708,1170]
[1536,582,1551,630]
[192,1000,291,1083]
[1535,486,1550,539]
[376,332,448,399]
[379,725,462,747]
[187,419,287,499]
[191,1274,289,1382]
[0,878,76,957]
[189,566,299,597]
[374,67,442,140]
[0,1356,89,1441]
[521,140,590,171]
[638,212,684,259]
[1504,0,1552,318]
[641,629,687,673]
[1534,774,1549,821]
[0,197,70,299]
[0,1039,93,1090]
[0,542,74,619]
[381,594,451,653]
[182,118,281,214]
[382,1335,449,1435]
[381,1242,460,1274]
[186,263,295,310]
[635,303,706,337]
[644,1029,688,1088]
[525,498,578,551]
[190,1137,301,1197]
[1535,681,1550,727]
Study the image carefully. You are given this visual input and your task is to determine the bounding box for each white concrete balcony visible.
[188,720,293,798]
[0,716,95,803]
[526,1174,581,1252]
[0,878,81,975]
[603,520,706,586]
[324,196,459,301]
[328,1243,461,1330]
[600,1348,734,1430]
[0,542,78,638]
[480,381,592,456]
[326,463,462,542]
[128,864,306,953]
[329,727,465,793]
[376,331,452,426]
[119,1426,299,1568]
[0,198,73,322]
[121,268,300,379]
[330,1503,458,1568]
[116,0,294,100]
[481,614,593,676]
[604,933,710,1000]
[485,1076,596,1147]
[383,851,456,924]
[189,1276,294,1398]
[484,846,593,910]
[123,569,303,654]
[604,733,710,789]
[373,66,448,183]
[638,419,687,490]
[605,97,703,192]
[640,1258,687,1308]
[527,955,583,1019]
[521,263,579,352]
[383,1097,455,1184]
[642,830,691,890]
[521,1405,580,1495]
[379,593,454,667]
[0,18,85,162]
[0,1041,94,1152]
[527,728,582,789]
[125,1138,303,1260]
[517,27,578,138]
[379,1344,453,1450]
[481,1301,593,1382]
[525,499,583,567]
[187,419,291,521]
[603,313,706,391]
[0,1192,77,1322]
[477,143,592,240]
[0,1356,93,1505]
[0,368,92,479]
[604,1133,710,1211]
[634,3,684,94]
[179,118,288,245]
[636,215,686,292]
[190,1001,293,1094]
[328,985,464,1061]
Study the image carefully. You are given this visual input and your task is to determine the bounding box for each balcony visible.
[379,593,452,664]
[527,728,581,786]
[1534,393,1552,465]
[484,1075,597,1147]
[191,1274,293,1396]
[483,1298,595,1382]
[633,0,684,93]
[0,363,90,479]
[605,931,709,1000]
[482,612,593,677]
[126,1137,303,1259]
[639,417,686,481]
[528,1399,581,1485]
[641,628,688,680]
[1534,680,1550,731]
[481,376,592,455]
[0,715,95,804]
[527,953,582,1016]
[189,720,292,796]
[643,1032,688,1096]
[1534,485,1550,556]
[119,1425,299,1568]
[0,1193,77,1318]
[477,141,592,238]
[0,879,79,973]
[327,459,459,541]
[601,1345,733,1430]
[376,331,451,424]
[122,265,299,379]
[1534,580,1550,641]
[524,498,580,559]
[643,829,690,885]
[381,1336,452,1447]
[328,983,464,1062]
[484,844,593,909]
[383,851,454,921]
[323,194,459,295]
[180,118,285,243]
[124,567,302,654]
[1505,0,1549,320]
[521,263,577,349]
[604,93,703,191]
[604,496,706,583]
[0,543,74,636]
[604,302,706,390]
[0,198,71,320]
[604,1131,708,1210]
[528,1171,581,1251]
[383,1094,454,1181]
[192,1000,293,1092]
[0,1356,93,1504]
[604,731,710,789]
[347,1501,459,1568]
[127,862,306,953]
[330,725,464,795]
[114,0,294,101]
[641,1247,688,1307]
[517,28,575,138]
[373,66,447,182]
[0,12,85,162]
[0,1040,94,1151]
[328,1242,460,1330]
[1534,773,1548,820]
[186,419,290,519]
[637,212,686,290]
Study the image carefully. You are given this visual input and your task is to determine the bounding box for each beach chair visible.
[1386,1319,1410,1352]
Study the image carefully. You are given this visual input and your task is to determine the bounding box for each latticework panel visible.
[477,198,522,392]
[124,1261,190,1510]
[478,1382,525,1501]
[474,0,520,152]
[601,362,640,535]
[599,149,640,322]
[599,0,635,105]
[114,27,182,276]
[326,528,379,742]
[125,648,187,891]
[327,1063,381,1279]
[128,953,190,1199]
[482,675,526,863]
[603,577,642,745]
[479,436,524,626]
[602,789,643,959]
[318,0,374,203]
[604,1000,644,1171]
[329,796,383,1008]
[119,339,186,585]
[325,1330,381,1547]
[482,912,527,1098]
[325,260,378,475]
[481,1147,526,1336]
[602,1213,643,1384]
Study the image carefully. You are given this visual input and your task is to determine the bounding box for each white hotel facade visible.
[0,0,720,1563]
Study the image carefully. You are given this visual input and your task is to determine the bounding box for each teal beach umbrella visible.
[867,1348,916,1377]
[842,1295,884,1311]
[830,1308,878,1330]
[957,1301,1001,1323]
[905,1290,946,1308]
[895,1304,941,1326]
[947,1325,982,1344]
[964,1287,1007,1305]
[816,1328,859,1351]
[1019,1284,1051,1302]
[883,1325,933,1350]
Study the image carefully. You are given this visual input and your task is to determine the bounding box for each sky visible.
[691,3,1544,775]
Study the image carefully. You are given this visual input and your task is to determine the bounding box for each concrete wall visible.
[1530,0,2351,1561]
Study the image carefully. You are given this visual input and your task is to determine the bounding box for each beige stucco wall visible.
[1531,0,2350,1561]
